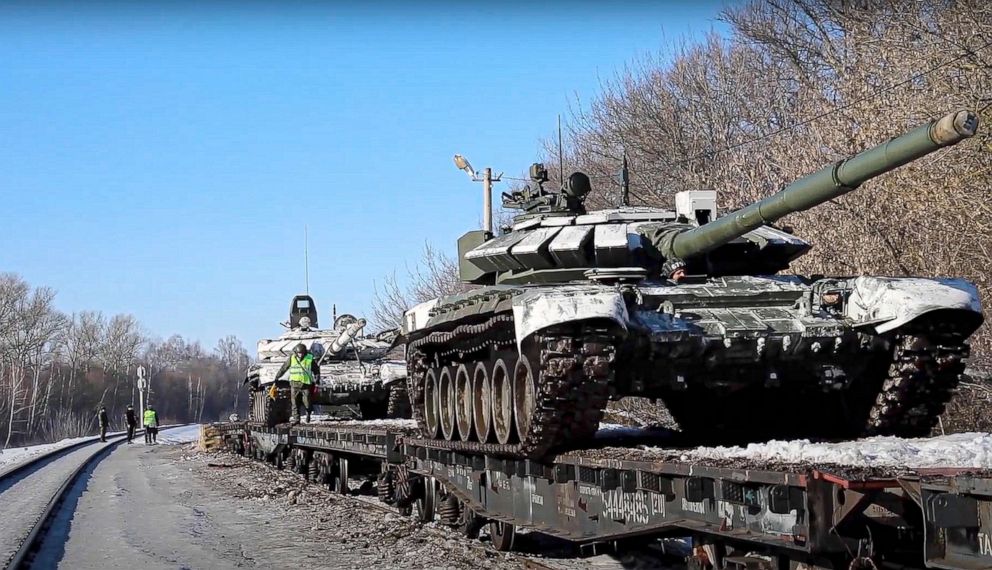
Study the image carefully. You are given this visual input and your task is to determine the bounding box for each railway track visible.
[0,426,189,570]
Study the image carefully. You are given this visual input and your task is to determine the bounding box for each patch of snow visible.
[596,422,648,438]
[659,432,992,469]
[157,424,202,445]
[310,418,418,429]
[0,433,125,473]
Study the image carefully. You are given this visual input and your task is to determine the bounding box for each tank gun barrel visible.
[328,319,366,354]
[669,110,979,260]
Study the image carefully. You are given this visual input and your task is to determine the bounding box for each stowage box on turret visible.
[400,110,984,457]
[245,295,409,426]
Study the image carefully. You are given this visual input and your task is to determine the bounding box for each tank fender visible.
[511,288,629,350]
[846,276,983,334]
[403,298,439,335]
[378,360,408,387]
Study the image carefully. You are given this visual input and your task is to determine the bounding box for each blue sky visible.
[0,1,727,350]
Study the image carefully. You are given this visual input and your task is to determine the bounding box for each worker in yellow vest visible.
[143,406,159,444]
[275,343,321,424]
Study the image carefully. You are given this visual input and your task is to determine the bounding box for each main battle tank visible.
[246,295,410,426]
[401,110,984,457]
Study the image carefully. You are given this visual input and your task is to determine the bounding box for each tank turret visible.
[327,318,366,355]
[459,110,978,285]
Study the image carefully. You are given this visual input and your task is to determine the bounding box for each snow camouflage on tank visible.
[246,295,410,426]
[400,109,984,458]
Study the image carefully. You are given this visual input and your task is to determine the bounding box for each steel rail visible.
[4,424,190,570]
[0,423,183,483]
[5,434,133,570]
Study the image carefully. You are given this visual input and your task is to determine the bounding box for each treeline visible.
[546,0,991,366]
[0,273,251,448]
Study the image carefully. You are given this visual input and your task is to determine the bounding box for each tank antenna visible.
[557,114,564,183]
[621,151,630,207]
[304,224,310,295]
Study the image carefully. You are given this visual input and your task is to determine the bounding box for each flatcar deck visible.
[213,420,992,569]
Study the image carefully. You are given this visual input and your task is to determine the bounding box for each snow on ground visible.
[0,434,109,472]
[157,424,202,445]
[658,432,992,469]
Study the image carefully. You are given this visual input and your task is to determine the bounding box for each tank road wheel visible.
[491,357,516,445]
[472,361,492,443]
[512,354,537,442]
[438,367,457,440]
[454,364,474,441]
[489,521,516,552]
[423,368,440,438]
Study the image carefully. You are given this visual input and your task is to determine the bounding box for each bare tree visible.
[371,243,471,332]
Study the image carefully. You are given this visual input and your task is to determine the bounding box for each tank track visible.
[387,383,412,418]
[249,387,290,427]
[867,333,968,437]
[407,314,615,458]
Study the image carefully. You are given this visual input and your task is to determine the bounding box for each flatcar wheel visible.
[439,367,456,441]
[314,452,331,486]
[424,368,440,438]
[286,450,296,472]
[454,364,473,442]
[333,456,350,495]
[491,357,516,445]
[472,361,492,443]
[296,450,309,475]
[307,458,319,482]
[512,354,537,442]
[459,505,483,539]
[415,477,437,523]
[489,521,516,552]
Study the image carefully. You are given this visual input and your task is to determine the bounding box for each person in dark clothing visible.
[124,404,137,444]
[98,406,110,442]
[274,343,321,424]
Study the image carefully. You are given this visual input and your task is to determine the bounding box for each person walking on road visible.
[98,406,110,442]
[124,404,137,444]
[275,343,320,424]
[143,406,159,444]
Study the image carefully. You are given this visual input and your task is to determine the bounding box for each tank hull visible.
[404,275,982,455]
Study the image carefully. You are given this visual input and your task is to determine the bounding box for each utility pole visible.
[482,167,494,233]
[454,155,502,234]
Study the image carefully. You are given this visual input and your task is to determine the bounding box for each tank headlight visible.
[820,291,842,306]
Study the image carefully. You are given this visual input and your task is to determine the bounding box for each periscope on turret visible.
[400,110,983,458]
[245,295,411,426]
